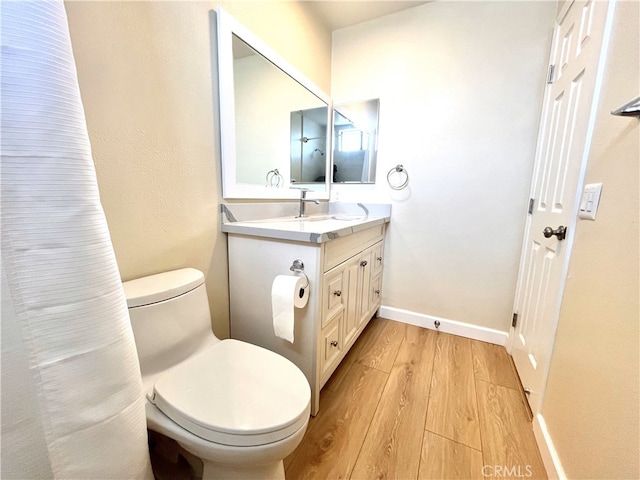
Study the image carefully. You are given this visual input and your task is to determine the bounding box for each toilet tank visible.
[123,268,219,385]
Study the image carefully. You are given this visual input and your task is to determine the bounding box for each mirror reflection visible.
[332,99,379,184]
[290,107,327,183]
[232,34,329,189]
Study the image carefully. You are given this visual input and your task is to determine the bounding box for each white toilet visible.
[123,268,310,480]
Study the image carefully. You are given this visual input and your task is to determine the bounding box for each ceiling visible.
[306,1,432,31]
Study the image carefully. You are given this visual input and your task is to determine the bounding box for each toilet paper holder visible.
[290,259,310,289]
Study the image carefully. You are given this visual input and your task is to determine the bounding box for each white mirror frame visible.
[216,7,332,200]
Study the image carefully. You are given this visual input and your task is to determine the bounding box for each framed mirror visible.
[332,99,379,184]
[217,7,332,199]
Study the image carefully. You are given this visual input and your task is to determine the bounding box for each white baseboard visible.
[533,414,566,480]
[378,305,509,346]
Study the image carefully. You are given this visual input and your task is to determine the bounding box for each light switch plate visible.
[578,183,603,220]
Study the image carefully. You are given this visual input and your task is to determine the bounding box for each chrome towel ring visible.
[387,164,409,190]
[266,168,283,188]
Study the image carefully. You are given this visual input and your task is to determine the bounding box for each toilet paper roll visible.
[272,275,309,343]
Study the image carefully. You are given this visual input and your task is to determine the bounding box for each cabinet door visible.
[370,274,382,313]
[322,267,344,329]
[357,248,373,328]
[343,255,361,347]
[371,241,384,278]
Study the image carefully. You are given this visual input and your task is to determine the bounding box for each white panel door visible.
[511,0,615,414]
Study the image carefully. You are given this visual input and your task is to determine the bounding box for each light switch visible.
[578,183,603,220]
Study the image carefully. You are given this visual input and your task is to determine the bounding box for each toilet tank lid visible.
[123,268,205,308]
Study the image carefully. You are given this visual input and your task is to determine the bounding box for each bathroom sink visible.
[247,214,327,223]
[330,214,365,221]
[251,214,365,223]
[245,215,310,223]
[233,214,376,240]
[293,215,333,222]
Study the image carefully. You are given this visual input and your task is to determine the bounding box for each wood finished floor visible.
[284,318,546,480]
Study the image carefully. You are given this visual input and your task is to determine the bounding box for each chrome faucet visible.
[297,189,320,218]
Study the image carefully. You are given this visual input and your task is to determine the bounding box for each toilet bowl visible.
[123,268,310,479]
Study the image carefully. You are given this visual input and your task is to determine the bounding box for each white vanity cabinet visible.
[318,239,384,386]
[227,222,386,415]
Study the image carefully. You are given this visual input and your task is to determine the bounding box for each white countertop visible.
[221,203,391,243]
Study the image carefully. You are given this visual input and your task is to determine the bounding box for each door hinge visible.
[528,198,535,214]
[547,64,555,84]
[512,312,518,328]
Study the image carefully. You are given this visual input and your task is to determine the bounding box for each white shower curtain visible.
[1,1,153,478]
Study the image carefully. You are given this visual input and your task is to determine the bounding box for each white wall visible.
[331,1,556,332]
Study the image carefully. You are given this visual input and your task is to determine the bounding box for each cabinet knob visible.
[376,256,383,263]
[330,340,338,347]
[360,260,368,267]
[375,290,381,295]
[333,290,342,297]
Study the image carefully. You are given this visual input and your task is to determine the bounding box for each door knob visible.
[543,225,567,240]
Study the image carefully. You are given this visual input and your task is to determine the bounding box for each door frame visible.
[507,0,617,415]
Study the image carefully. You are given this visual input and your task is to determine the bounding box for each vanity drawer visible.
[323,225,384,272]
[320,312,343,381]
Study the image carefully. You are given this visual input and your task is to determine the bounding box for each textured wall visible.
[64,1,331,338]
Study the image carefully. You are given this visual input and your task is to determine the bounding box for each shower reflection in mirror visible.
[290,107,328,183]
[332,99,379,184]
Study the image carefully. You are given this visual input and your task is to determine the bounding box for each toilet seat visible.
[150,339,311,447]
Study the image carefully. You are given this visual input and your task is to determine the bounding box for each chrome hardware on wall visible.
[543,225,567,241]
[289,259,309,289]
[387,164,409,190]
[611,95,640,116]
[266,168,283,188]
